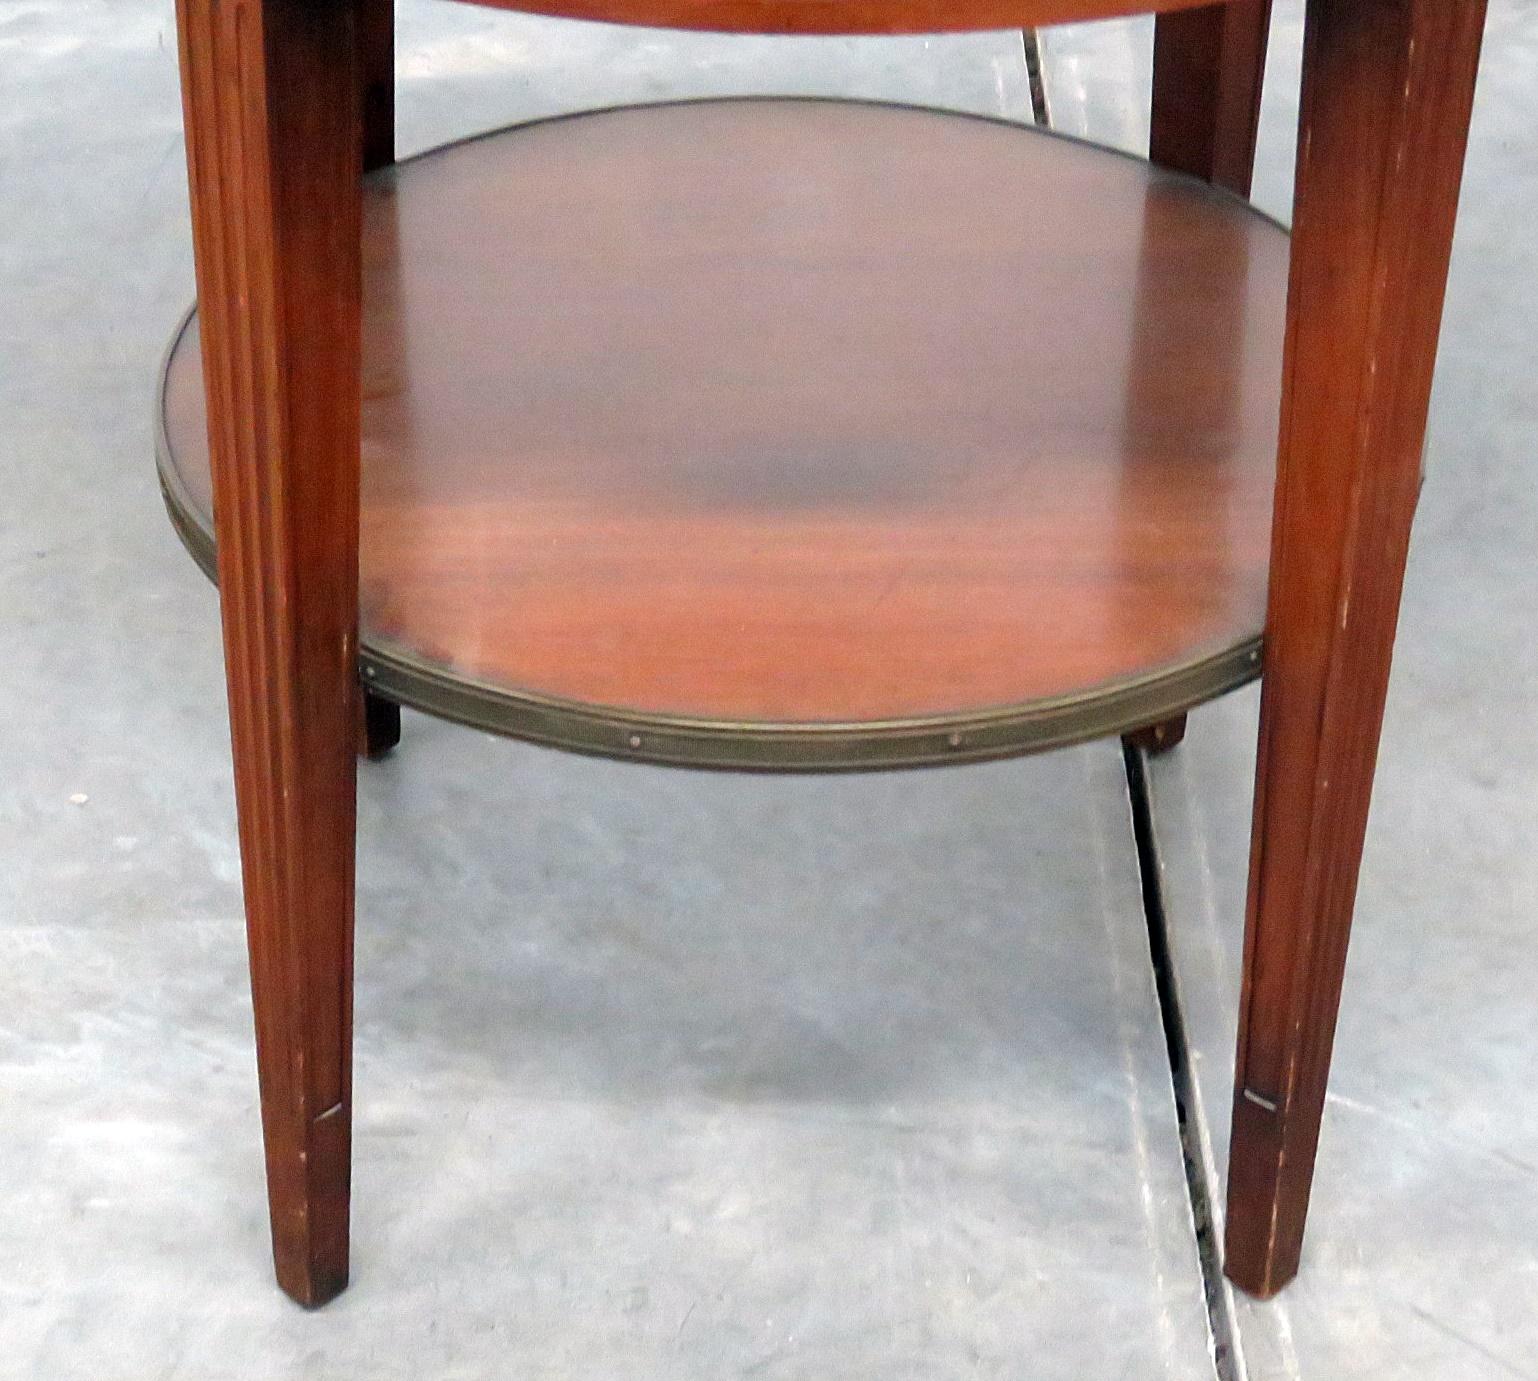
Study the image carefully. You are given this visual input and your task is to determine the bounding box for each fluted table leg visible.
[175,0,364,1308]
[1224,0,1486,1298]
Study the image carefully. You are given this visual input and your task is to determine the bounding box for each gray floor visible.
[2,1,1535,1377]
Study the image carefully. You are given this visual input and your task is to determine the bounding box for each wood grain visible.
[174,0,362,1308]
[1224,0,1487,1299]
[162,100,1286,730]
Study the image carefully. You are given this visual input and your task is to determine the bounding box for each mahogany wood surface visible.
[457,0,1220,35]
[162,99,1286,731]
[1223,0,1488,1297]
[174,0,362,1308]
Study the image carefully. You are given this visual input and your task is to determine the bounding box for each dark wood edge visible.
[154,99,1272,773]
[455,0,1227,39]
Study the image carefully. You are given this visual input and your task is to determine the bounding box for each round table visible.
[163,0,1489,1309]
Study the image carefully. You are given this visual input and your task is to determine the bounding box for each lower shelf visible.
[157,97,1285,770]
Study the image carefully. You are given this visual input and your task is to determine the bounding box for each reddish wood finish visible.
[165,0,1489,1307]
[1224,0,1487,1298]
[174,0,362,1308]
[1151,0,1271,197]
[460,0,1220,35]
[162,101,1285,728]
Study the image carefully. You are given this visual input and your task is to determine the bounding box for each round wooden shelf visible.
[157,98,1286,770]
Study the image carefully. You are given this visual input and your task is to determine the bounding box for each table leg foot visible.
[360,687,402,759]
[1123,713,1188,755]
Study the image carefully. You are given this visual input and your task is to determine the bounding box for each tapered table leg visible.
[175,0,364,1308]
[1151,0,1272,197]
[1224,0,1487,1299]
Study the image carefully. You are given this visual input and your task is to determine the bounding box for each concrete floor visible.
[2,1,1536,1377]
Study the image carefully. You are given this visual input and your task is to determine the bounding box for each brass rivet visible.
[627,733,642,749]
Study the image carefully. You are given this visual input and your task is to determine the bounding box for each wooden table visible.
[161,0,1487,1308]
